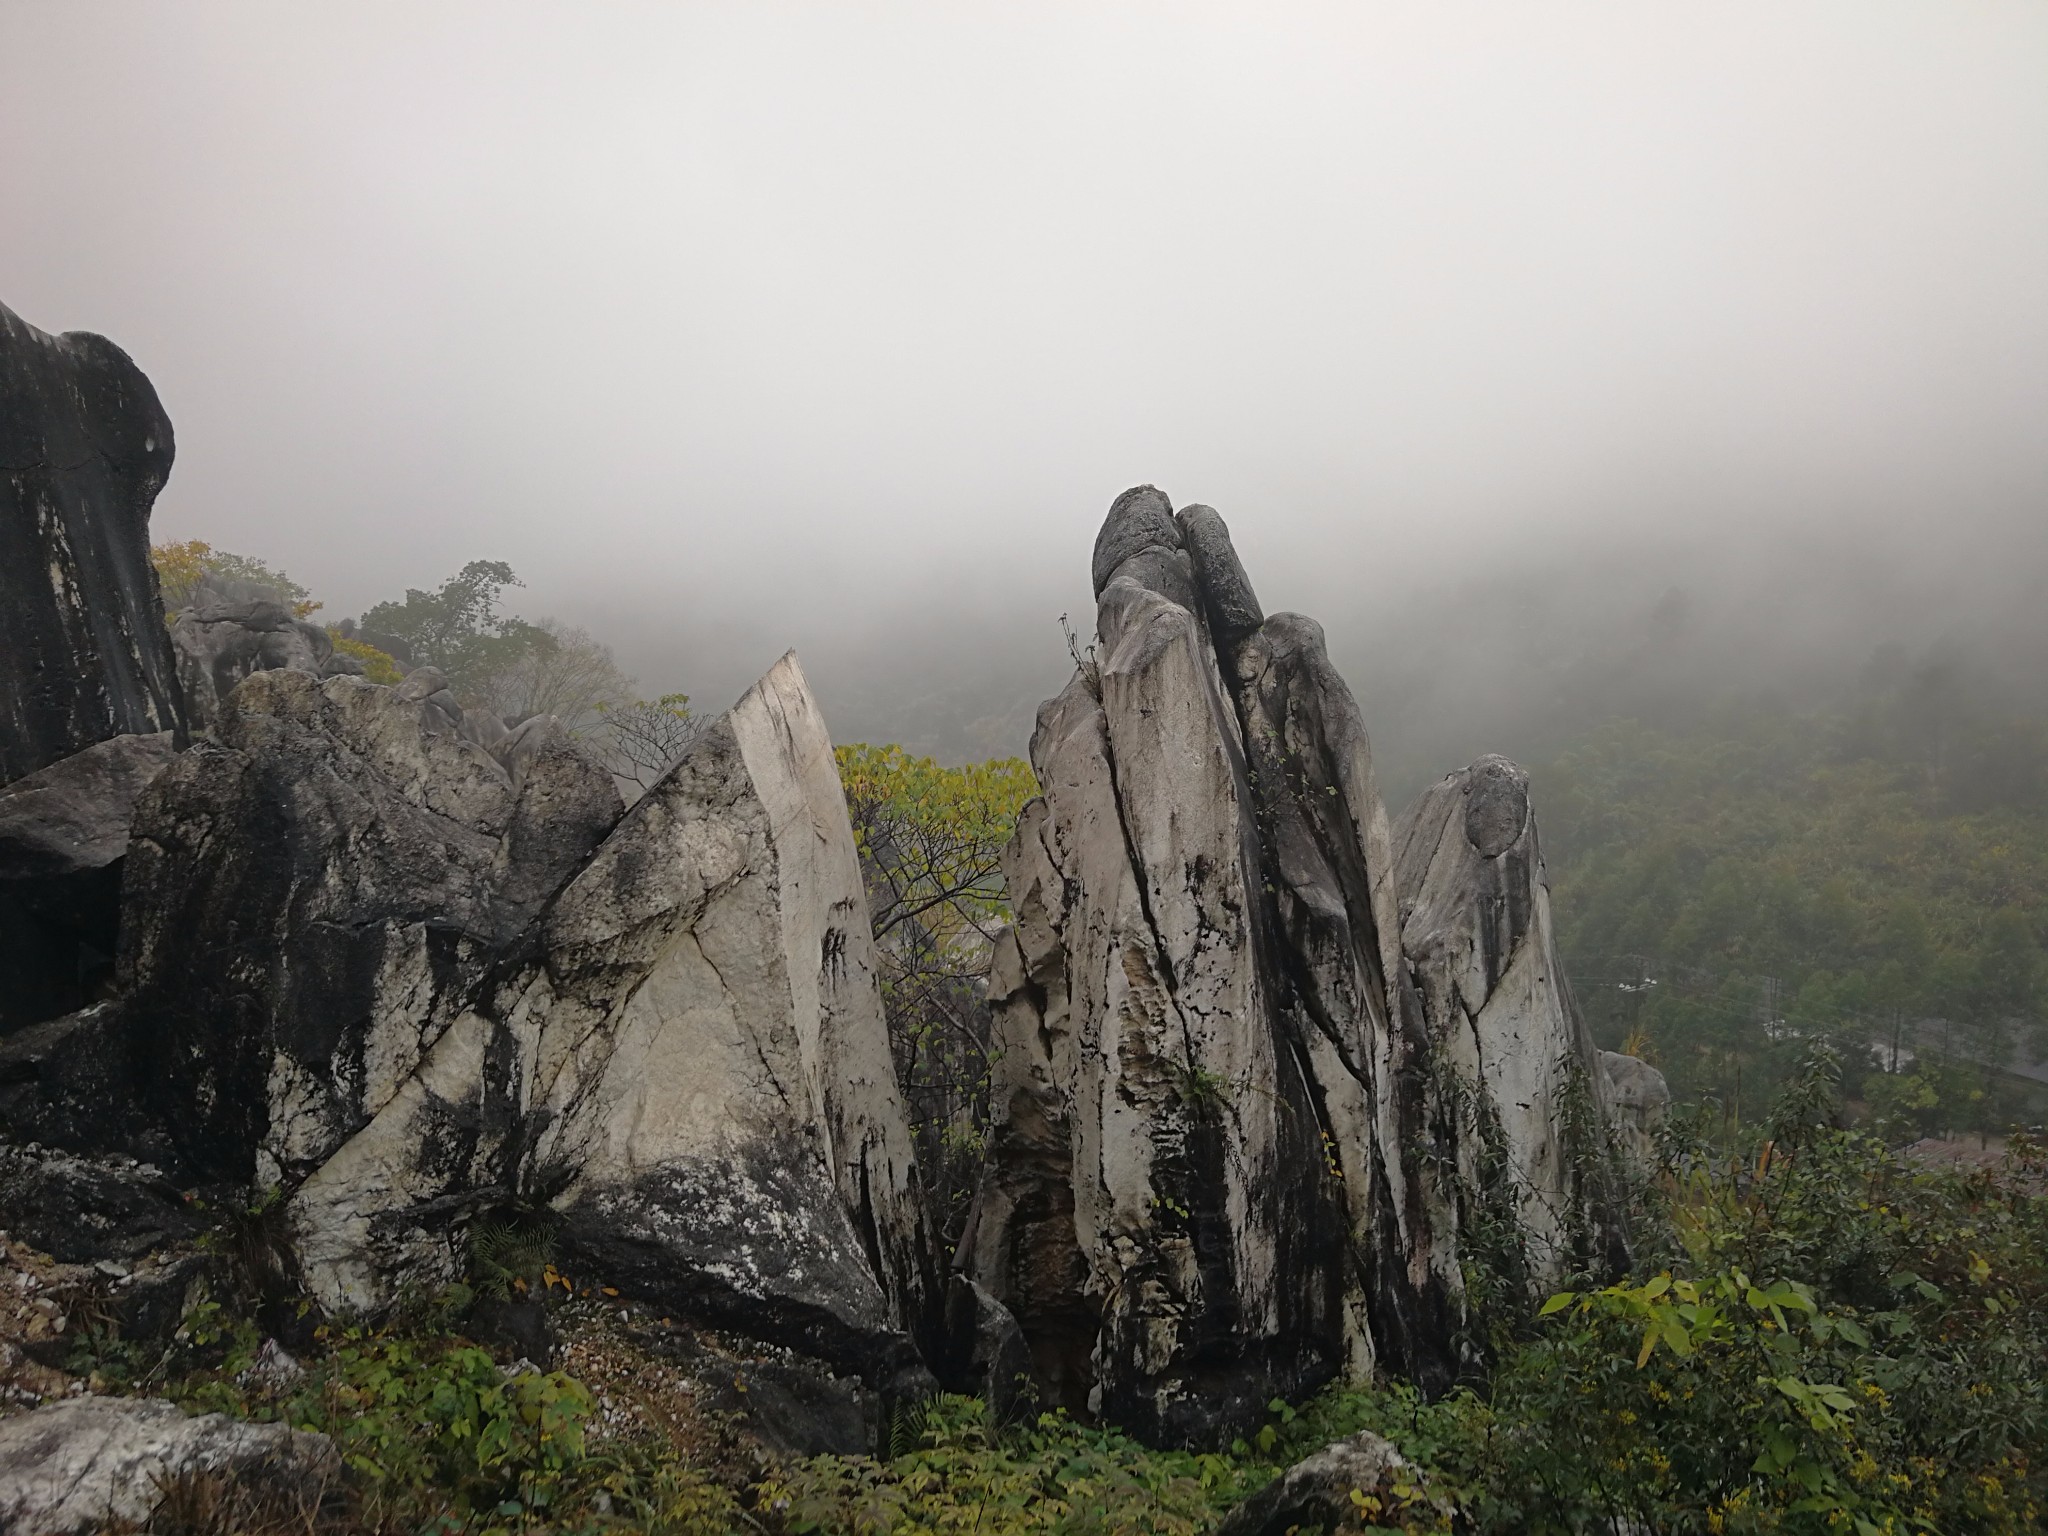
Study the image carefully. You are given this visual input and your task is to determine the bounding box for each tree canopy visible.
[359,560,554,695]
[835,743,1038,1246]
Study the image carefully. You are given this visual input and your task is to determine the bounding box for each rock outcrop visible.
[290,654,935,1399]
[170,588,361,732]
[961,489,1462,1446]
[107,666,622,1187]
[0,1396,336,1536]
[1214,1429,1432,1536]
[0,302,183,786]
[1,646,934,1442]
[960,488,1637,1446]
[1600,1049,1671,1167]
[1392,755,1626,1286]
[0,733,177,1029]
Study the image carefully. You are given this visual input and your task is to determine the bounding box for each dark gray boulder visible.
[0,1143,205,1266]
[0,732,178,879]
[0,733,178,1030]
[0,301,184,786]
[170,591,348,732]
[0,1007,141,1158]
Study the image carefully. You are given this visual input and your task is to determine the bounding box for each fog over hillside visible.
[4,2,2045,802]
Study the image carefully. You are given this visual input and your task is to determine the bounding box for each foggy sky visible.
[5,2,2046,762]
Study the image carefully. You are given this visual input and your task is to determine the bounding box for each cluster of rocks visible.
[953,487,1663,1444]
[0,299,1667,1526]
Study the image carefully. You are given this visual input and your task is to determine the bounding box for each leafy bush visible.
[151,539,320,616]
[328,630,405,684]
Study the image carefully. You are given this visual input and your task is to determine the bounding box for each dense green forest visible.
[1542,646,2048,1136]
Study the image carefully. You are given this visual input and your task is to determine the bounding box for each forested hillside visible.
[1540,649,2048,1134]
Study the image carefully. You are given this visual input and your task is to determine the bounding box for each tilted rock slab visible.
[0,300,184,786]
[960,488,1465,1448]
[1392,755,1630,1288]
[290,653,934,1393]
[0,1396,337,1536]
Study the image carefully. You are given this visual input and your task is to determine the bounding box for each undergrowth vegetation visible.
[70,1048,2040,1536]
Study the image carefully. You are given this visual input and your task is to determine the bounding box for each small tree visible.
[836,744,1038,1250]
[359,561,552,698]
[474,619,634,734]
[594,694,697,799]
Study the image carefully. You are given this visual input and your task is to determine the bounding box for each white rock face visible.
[511,651,930,1376]
[962,489,1471,1447]
[1392,755,1625,1287]
[967,585,1308,1434]
[0,1396,336,1536]
[288,653,932,1387]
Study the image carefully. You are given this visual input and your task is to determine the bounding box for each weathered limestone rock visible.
[170,589,355,733]
[1392,755,1628,1287]
[0,301,184,787]
[0,733,177,1029]
[0,1396,336,1536]
[1215,1429,1431,1536]
[289,653,934,1401]
[1600,1049,1671,1168]
[0,1143,205,1265]
[0,733,178,880]
[516,652,932,1376]
[963,491,1465,1448]
[106,668,620,1185]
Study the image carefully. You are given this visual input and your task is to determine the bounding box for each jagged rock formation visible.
[0,302,184,785]
[961,488,1641,1446]
[291,654,934,1398]
[0,1396,337,1536]
[1,619,933,1442]
[107,666,622,1186]
[0,340,1670,1463]
[1392,755,1627,1286]
[170,588,363,732]
[961,488,1461,1446]
[0,732,177,1029]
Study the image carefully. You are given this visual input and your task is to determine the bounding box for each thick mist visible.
[4,2,2044,799]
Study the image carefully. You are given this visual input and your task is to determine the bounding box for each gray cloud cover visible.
[5,2,2044,768]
